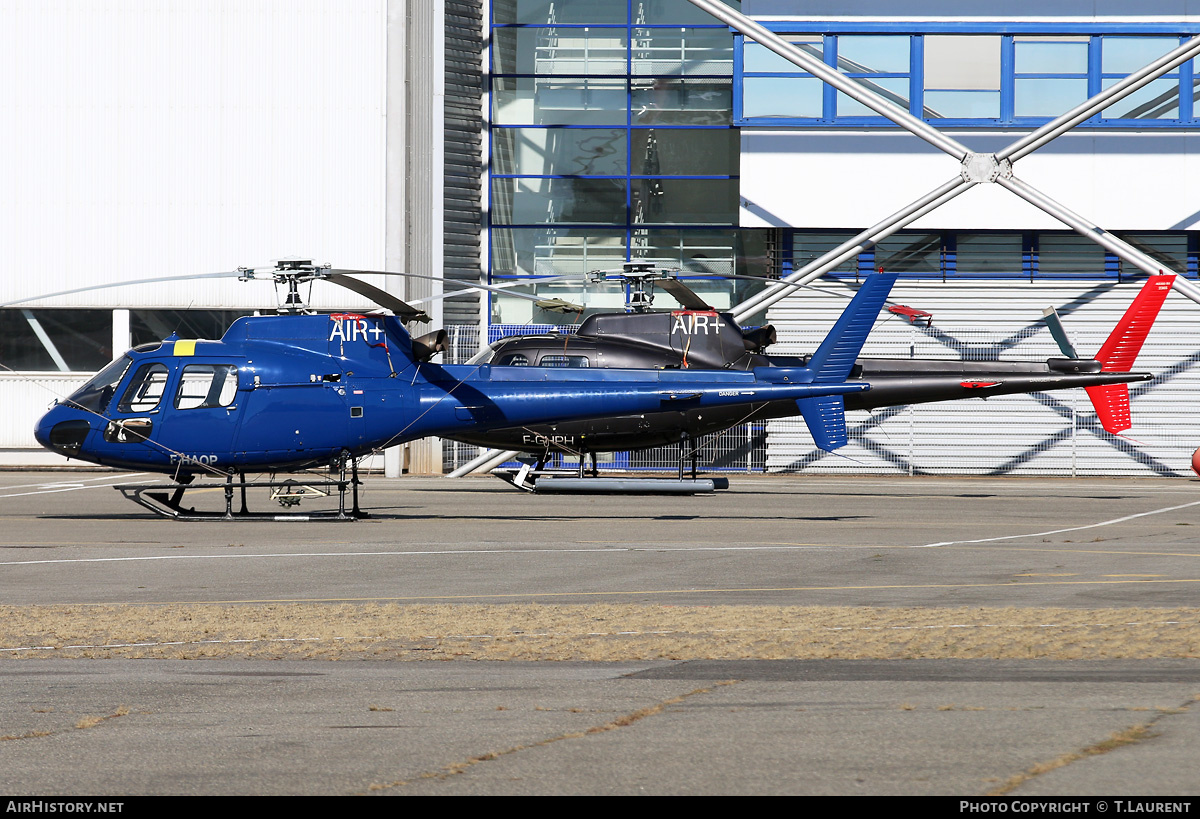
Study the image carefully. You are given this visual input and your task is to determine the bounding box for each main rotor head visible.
[585,263,710,313]
[237,260,329,314]
[237,260,429,322]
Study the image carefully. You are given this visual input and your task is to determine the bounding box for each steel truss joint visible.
[960,153,1011,184]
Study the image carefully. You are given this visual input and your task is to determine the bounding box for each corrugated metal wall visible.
[443,0,484,327]
[766,278,1200,476]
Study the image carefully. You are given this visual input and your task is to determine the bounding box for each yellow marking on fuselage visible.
[174,340,197,356]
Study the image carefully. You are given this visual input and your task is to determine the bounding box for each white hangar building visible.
[2,0,1198,477]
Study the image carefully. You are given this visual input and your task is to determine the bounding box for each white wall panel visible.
[742,132,1200,232]
[0,0,387,310]
[766,279,1200,476]
[0,374,89,449]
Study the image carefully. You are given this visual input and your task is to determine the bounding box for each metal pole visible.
[446,448,519,478]
[701,0,1200,313]
[998,175,1200,304]
[1000,35,1200,163]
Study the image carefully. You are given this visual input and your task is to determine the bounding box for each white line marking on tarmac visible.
[917,498,1200,548]
[0,544,821,567]
[0,473,149,498]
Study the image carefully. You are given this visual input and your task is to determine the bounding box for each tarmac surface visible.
[2,469,1199,796]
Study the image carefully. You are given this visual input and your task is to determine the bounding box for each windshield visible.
[64,356,131,414]
[464,342,500,366]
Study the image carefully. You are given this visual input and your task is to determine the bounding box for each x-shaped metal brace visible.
[679,0,1200,321]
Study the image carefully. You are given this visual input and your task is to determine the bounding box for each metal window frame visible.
[736,29,1196,128]
[487,11,745,320]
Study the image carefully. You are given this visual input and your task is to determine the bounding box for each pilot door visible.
[101,360,173,453]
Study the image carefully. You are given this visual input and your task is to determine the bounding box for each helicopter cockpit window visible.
[117,363,170,413]
[538,355,589,368]
[465,342,500,366]
[497,353,530,366]
[174,364,238,410]
[65,356,131,414]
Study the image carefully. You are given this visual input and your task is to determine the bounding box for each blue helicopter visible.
[30,262,899,519]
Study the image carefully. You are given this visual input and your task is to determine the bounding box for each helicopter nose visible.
[34,405,93,456]
[32,406,57,449]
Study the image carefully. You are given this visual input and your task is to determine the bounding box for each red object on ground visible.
[887,304,932,325]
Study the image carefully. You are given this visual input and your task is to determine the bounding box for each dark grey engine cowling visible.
[488,311,774,371]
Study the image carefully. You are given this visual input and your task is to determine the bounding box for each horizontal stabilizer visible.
[798,395,848,451]
[1085,383,1132,434]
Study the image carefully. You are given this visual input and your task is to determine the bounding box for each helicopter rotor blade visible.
[0,270,245,309]
[328,269,584,313]
[405,277,570,308]
[657,278,713,311]
[1041,306,1081,358]
[666,271,926,318]
[323,272,430,323]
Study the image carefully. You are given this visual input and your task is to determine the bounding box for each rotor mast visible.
[588,263,678,313]
[238,259,328,314]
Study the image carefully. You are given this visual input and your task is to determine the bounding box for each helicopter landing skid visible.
[491,468,728,495]
[115,473,366,521]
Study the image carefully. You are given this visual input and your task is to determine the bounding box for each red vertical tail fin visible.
[1085,274,1173,433]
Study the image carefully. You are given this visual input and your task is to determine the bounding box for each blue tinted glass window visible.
[743,38,823,72]
[1014,40,1088,74]
[493,77,627,126]
[743,76,823,118]
[737,29,1196,126]
[837,78,911,116]
[493,128,627,176]
[641,0,743,25]
[1102,37,1178,74]
[632,79,732,125]
[631,128,738,176]
[493,0,627,25]
[1014,78,1089,117]
[487,5,746,308]
[631,29,734,76]
[492,178,626,225]
[1102,78,1179,119]
[837,35,909,74]
[632,179,739,224]
[494,28,628,75]
[490,228,627,277]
